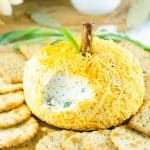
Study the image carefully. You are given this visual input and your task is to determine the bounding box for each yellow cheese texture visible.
[23,38,144,131]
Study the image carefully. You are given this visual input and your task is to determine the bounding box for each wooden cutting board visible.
[0,0,130,34]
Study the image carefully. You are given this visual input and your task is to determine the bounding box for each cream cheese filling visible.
[44,72,94,111]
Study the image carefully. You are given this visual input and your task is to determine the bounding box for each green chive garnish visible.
[60,28,80,53]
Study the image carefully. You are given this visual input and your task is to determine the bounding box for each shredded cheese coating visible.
[23,38,144,131]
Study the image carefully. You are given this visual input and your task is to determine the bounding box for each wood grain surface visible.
[0,0,131,33]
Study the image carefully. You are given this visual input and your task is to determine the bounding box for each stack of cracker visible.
[0,52,40,149]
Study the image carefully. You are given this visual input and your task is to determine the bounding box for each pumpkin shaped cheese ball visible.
[23,24,144,131]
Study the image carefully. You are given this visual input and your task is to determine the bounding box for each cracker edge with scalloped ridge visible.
[110,125,150,150]
[0,104,31,128]
[129,100,150,136]
[6,126,56,150]
[0,91,24,113]
[36,130,74,150]
[82,130,117,150]
[0,75,23,94]
[0,117,39,149]
[0,52,26,83]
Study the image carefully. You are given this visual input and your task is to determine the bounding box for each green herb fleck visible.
[47,100,52,106]
[63,102,71,108]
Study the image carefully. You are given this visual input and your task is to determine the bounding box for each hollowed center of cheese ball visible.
[44,72,94,110]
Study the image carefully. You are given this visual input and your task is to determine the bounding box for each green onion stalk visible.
[0,27,149,52]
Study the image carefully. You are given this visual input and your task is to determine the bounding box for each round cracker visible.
[0,104,31,128]
[0,91,24,112]
[36,130,73,150]
[110,126,150,150]
[0,75,23,94]
[0,52,26,83]
[129,100,150,136]
[7,126,55,150]
[82,130,116,150]
[0,117,39,149]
